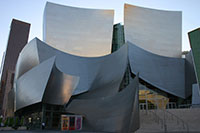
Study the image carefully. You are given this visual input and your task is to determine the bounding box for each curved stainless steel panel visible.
[42,64,80,105]
[124,4,182,57]
[66,75,139,132]
[44,2,114,57]
[14,38,128,110]
[129,74,140,132]
[15,56,55,110]
[185,51,197,98]
[29,38,128,95]
[128,42,185,98]
[14,39,40,81]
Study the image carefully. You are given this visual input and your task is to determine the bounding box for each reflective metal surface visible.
[192,84,200,105]
[66,75,139,132]
[14,38,128,110]
[15,57,55,110]
[128,42,186,98]
[42,65,80,105]
[124,4,182,57]
[14,39,40,81]
[129,74,140,132]
[185,51,197,97]
[44,2,114,57]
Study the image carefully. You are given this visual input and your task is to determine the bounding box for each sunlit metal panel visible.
[14,39,40,81]
[42,65,80,105]
[44,2,114,57]
[124,4,182,57]
[14,38,128,110]
[15,57,55,110]
[34,38,128,96]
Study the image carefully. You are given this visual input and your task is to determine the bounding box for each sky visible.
[0,0,200,63]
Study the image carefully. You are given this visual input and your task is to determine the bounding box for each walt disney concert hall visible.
[9,2,200,132]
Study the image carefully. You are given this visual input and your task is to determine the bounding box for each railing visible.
[166,102,177,109]
[178,104,191,108]
[140,102,190,133]
[147,109,164,129]
[144,108,190,133]
[139,85,190,132]
[163,109,189,133]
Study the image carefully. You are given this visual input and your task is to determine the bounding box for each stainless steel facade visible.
[14,36,140,132]
[128,42,186,98]
[15,57,55,110]
[192,84,200,105]
[185,51,197,97]
[14,37,128,110]
[66,75,139,132]
[11,2,198,132]
[43,2,114,57]
[124,4,182,57]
